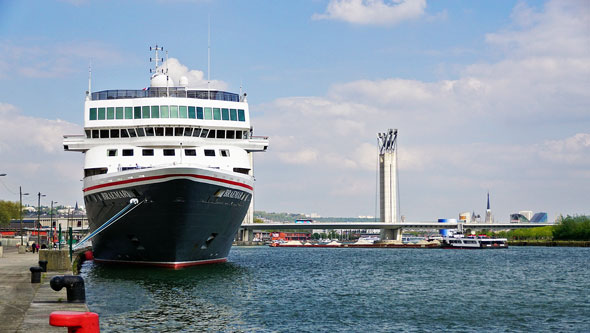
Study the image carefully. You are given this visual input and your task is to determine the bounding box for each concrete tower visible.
[378,129,401,241]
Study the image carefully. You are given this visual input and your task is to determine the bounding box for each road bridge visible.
[237,222,555,241]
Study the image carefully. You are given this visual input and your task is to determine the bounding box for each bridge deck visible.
[240,222,554,230]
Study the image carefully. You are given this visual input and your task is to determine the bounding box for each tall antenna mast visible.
[149,45,164,75]
[86,60,92,101]
[207,15,211,100]
[165,50,169,97]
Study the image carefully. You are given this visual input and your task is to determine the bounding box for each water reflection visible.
[81,260,252,332]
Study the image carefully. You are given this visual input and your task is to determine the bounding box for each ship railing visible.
[91,88,240,102]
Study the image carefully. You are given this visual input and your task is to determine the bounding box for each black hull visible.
[84,175,251,268]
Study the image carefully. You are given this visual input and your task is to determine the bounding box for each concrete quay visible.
[0,246,90,333]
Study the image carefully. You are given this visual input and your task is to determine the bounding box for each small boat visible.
[441,234,508,249]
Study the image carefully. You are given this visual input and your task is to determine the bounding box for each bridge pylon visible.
[378,129,402,241]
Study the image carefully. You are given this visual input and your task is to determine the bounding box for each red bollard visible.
[50,311,99,333]
[84,251,94,261]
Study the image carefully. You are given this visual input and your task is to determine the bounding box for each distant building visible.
[485,192,493,223]
[530,212,548,223]
[510,213,530,223]
[519,211,533,221]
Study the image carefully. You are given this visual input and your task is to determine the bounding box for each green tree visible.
[553,215,590,241]
[0,201,20,226]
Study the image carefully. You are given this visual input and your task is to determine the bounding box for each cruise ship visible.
[63,47,268,268]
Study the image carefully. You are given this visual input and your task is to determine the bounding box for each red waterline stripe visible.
[84,173,253,192]
[94,257,227,269]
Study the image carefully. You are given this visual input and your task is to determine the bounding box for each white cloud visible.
[313,0,426,26]
[158,58,228,90]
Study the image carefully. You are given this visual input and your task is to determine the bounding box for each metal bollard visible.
[50,275,86,303]
[30,266,43,283]
[38,260,48,272]
[50,311,99,333]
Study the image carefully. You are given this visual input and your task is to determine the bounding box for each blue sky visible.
[0,0,588,221]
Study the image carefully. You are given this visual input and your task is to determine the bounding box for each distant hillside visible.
[254,211,376,223]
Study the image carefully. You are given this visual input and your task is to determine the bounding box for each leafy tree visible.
[0,201,20,226]
[553,215,590,241]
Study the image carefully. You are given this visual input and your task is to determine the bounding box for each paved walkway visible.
[0,246,89,333]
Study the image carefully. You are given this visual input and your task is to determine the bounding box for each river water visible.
[80,246,590,332]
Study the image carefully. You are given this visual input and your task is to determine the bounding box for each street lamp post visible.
[20,187,29,246]
[50,201,58,248]
[37,192,46,246]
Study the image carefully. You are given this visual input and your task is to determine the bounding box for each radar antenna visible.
[149,45,164,75]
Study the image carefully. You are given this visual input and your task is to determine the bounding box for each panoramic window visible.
[213,108,221,120]
[116,107,124,119]
[179,106,188,118]
[125,107,133,119]
[197,107,204,119]
[107,107,115,120]
[204,149,215,156]
[185,149,197,156]
[98,108,106,120]
[230,109,237,121]
[163,149,175,156]
[142,149,154,156]
[122,149,133,156]
[151,106,160,118]
[134,106,142,119]
[89,108,97,120]
[170,105,179,118]
[204,107,212,120]
[142,106,150,119]
[238,109,245,122]
[221,108,229,120]
[107,149,117,157]
[160,105,169,118]
[188,106,196,119]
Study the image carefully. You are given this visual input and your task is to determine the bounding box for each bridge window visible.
[125,107,133,119]
[128,128,137,137]
[200,129,208,138]
[207,129,215,138]
[98,108,106,120]
[120,129,129,138]
[170,105,178,118]
[165,127,173,136]
[197,107,204,119]
[217,130,225,139]
[100,129,109,138]
[110,129,119,138]
[107,149,117,157]
[230,109,237,121]
[236,131,242,139]
[92,130,99,138]
[140,106,148,119]
[134,106,142,119]
[142,149,154,156]
[85,130,91,138]
[222,108,229,120]
[188,106,196,119]
[116,107,124,119]
[226,130,235,139]
[213,108,221,120]
[145,127,154,136]
[238,109,245,121]
[175,127,184,136]
[107,107,115,120]
[90,108,97,120]
[204,107,212,120]
[136,128,145,137]
[204,149,215,156]
[151,106,159,118]
[163,149,175,156]
[122,149,134,156]
[155,127,164,136]
[193,128,202,137]
[160,105,169,118]
[184,127,193,136]
[185,149,196,156]
[179,106,188,118]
